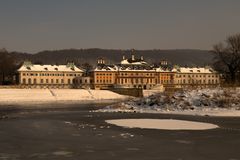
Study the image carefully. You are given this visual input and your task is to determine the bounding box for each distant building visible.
[18,55,221,89]
[92,55,167,90]
[18,61,83,88]
[173,67,220,87]
[91,58,117,89]
[91,55,220,90]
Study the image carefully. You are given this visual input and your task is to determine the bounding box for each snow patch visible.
[0,89,130,105]
[106,119,219,130]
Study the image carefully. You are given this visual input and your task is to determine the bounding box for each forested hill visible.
[11,48,213,66]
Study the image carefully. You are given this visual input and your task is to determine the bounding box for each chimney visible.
[122,55,125,60]
[131,54,135,61]
[140,56,144,61]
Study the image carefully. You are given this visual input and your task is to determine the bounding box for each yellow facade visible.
[18,62,83,88]
[93,71,116,89]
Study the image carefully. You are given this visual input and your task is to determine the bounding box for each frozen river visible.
[0,103,240,160]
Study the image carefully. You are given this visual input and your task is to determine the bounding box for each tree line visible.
[0,33,240,85]
[0,50,19,85]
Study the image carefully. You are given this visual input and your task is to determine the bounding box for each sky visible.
[0,0,240,53]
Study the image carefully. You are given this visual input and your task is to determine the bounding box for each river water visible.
[0,103,240,160]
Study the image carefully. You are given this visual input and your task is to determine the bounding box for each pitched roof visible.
[173,67,216,73]
[18,64,83,72]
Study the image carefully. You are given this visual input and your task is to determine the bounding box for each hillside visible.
[10,48,213,66]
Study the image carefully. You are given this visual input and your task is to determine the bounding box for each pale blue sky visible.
[0,0,239,53]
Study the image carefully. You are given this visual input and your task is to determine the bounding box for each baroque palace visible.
[91,55,220,89]
[18,54,220,89]
[18,62,84,88]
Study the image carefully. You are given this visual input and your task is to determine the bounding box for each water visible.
[0,103,240,160]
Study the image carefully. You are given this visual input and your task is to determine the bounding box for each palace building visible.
[18,54,221,90]
[173,67,220,87]
[92,55,161,90]
[91,54,220,90]
[18,61,83,88]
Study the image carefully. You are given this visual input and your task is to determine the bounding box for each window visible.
[22,78,26,84]
[51,79,54,84]
[46,79,49,84]
[34,79,37,84]
[68,79,71,84]
[61,79,64,84]
[56,79,59,84]
[28,78,31,84]
[41,79,43,83]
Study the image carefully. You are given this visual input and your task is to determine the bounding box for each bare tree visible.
[0,51,17,85]
[212,33,240,84]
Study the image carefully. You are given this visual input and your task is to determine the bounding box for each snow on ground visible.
[98,87,240,117]
[0,89,130,104]
[106,119,219,130]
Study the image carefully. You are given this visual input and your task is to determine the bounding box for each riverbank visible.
[0,89,131,106]
[97,88,240,117]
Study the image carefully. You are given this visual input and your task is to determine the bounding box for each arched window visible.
[28,78,31,84]
[22,78,26,84]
